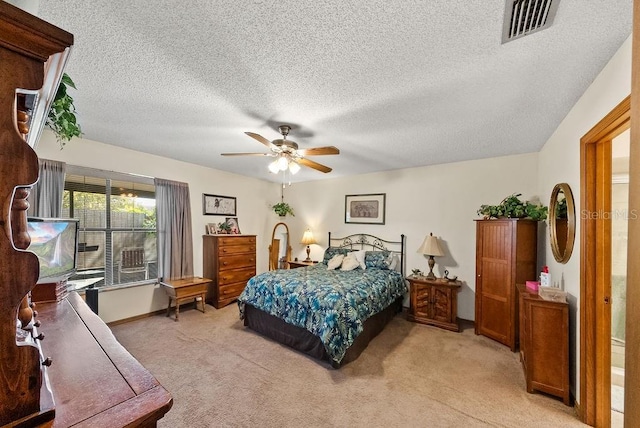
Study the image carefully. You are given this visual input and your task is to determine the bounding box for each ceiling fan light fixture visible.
[277,156,289,171]
[289,161,301,175]
[268,160,280,174]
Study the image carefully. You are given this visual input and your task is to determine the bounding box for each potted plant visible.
[272,202,295,217]
[217,221,231,234]
[46,73,82,147]
[477,193,548,221]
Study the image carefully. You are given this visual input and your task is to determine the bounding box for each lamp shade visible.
[289,161,301,175]
[417,233,443,256]
[268,160,280,174]
[300,229,317,245]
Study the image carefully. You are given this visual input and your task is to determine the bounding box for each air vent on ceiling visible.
[502,0,559,44]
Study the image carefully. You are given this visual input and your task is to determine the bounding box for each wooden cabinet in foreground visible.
[517,284,570,405]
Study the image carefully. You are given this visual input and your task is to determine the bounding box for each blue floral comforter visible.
[238,264,407,364]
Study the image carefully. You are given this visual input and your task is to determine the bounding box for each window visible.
[63,167,156,289]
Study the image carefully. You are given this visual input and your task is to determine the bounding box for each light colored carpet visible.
[111,304,585,428]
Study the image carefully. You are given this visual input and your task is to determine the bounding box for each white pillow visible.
[387,254,400,271]
[340,255,360,271]
[351,249,366,270]
[327,254,345,270]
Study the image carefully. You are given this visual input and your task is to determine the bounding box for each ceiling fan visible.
[221,125,339,174]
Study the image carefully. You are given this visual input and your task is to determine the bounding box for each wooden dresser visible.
[475,219,538,351]
[517,284,570,405]
[0,5,172,425]
[38,293,173,426]
[407,276,462,332]
[203,235,256,308]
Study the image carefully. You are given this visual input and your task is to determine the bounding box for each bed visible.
[238,233,406,368]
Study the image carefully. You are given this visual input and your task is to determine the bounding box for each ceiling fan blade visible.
[300,146,340,156]
[245,132,277,150]
[221,152,271,156]
[298,158,332,173]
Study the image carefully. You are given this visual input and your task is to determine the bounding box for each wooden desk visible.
[287,260,317,269]
[161,277,211,321]
[38,292,173,426]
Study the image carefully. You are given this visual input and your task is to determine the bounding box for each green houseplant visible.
[272,202,295,217]
[477,193,548,221]
[46,73,82,147]
[217,221,231,234]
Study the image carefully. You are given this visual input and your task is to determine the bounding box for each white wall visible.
[537,35,632,401]
[283,152,540,320]
[35,131,279,323]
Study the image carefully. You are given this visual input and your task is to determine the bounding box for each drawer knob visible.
[34,332,44,341]
[42,357,53,367]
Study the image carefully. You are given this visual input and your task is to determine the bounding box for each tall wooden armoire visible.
[475,219,538,351]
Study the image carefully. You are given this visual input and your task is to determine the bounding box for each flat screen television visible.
[27,217,79,284]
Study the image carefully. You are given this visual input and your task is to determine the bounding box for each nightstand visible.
[287,260,317,269]
[407,276,462,332]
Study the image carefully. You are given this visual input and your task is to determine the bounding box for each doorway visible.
[610,128,629,427]
[580,95,629,427]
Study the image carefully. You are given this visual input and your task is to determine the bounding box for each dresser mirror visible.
[549,183,576,264]
[269,222,292,270]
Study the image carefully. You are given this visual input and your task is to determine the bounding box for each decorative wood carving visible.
[0,2,73,425]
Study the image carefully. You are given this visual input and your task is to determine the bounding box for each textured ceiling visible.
[35,0,632,184]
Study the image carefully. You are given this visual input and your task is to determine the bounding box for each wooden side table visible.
[161,277,211,321]
[287,260,317,269]
[407,276,462,332]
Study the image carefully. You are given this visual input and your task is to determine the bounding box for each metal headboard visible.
[327,232,406,277]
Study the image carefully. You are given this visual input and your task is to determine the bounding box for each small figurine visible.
[411,268,423,277]
[444,269,458,282]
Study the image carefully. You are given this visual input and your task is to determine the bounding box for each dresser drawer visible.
[218,236,256,246]
[218,243,256,255]
[219,254,256,270]
[218,282,246,299]
[218,267,255,285]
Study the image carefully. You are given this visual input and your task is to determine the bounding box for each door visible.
[431,286,452,324]
[580,96,629,426]
[476,220,512,346]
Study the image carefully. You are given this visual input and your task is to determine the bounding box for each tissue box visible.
[525,281,539,292]
[538,286,568,303]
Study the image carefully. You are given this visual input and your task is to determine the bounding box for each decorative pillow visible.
[340,255,360,271]
[386,254,400,271]
[351,249,366,270]
[365,251,391,269]
[322,247,352,264]
[327,254,345,270]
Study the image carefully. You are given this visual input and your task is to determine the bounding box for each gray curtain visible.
[28,159,66,217]
[154,178,194,281]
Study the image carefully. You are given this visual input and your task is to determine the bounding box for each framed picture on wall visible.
[345,193,386,225]
[203,193,236,216]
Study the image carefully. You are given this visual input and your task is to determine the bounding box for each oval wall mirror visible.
[269,222,292,270]
[549,183,576,264]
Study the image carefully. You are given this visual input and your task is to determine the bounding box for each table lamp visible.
[300,229,317,262]
[417,233,444,279]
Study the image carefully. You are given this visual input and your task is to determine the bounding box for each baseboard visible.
[106,308,166,327]
[573,399,582,420]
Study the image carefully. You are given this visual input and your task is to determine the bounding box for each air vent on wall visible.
[502,0,560,44]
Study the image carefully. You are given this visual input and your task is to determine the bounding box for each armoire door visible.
[475,220,513,347]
